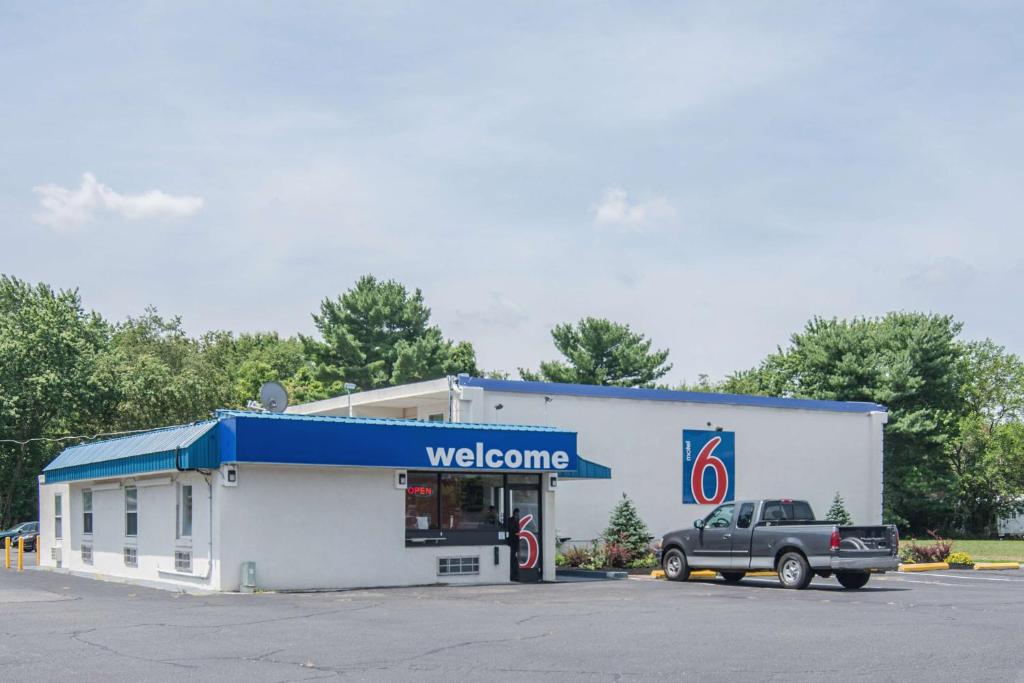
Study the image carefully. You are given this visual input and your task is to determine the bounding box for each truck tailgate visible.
[837,526,897,558]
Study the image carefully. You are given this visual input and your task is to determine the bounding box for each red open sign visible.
[407,486,434,497]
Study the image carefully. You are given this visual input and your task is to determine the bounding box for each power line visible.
[0,427,158,447]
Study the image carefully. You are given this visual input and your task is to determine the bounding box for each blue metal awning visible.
[43,421,220,483]
[562,456,612,480]
[41,410,612,484]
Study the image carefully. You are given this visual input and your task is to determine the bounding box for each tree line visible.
[2,273,1022,535]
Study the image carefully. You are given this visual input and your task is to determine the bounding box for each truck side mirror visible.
[693,519,704,530]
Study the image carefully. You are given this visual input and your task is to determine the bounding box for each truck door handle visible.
[723,534,732,540]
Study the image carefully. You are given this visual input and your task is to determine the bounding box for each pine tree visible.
[602,494,652,558]
[825,492,853,526]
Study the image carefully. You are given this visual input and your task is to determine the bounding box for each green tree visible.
[945,340,1024,535]
[602,494,653,559]
[520,317,671,387]
[0,277,111,526]
[723,313,965,531]
[825,492,854,526]
[303,275,479,390]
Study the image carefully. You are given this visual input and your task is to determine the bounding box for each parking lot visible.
[1,564,1023,682]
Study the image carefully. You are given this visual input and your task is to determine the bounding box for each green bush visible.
[627,553,658,569]
[825,492,854,526]
[602,494,653,561]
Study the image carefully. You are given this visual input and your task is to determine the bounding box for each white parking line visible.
[880,576,970,587]
[907,572,1024,583]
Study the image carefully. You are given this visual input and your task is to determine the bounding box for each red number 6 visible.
[690,436,728,505]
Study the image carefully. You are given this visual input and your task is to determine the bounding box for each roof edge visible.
[457,376,887,414]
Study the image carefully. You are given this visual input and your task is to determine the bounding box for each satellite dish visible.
[259,381,289,413]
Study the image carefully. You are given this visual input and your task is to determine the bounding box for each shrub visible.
[627,553,658,569]
[946,551,974,567]
[602,494,653,562]
[603,539,631,568]
[898,543,915,563]
[560,545,594,568]
[905,530,954,563]
[825,492,853,526]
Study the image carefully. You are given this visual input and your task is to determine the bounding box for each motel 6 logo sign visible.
[682,429,735,505]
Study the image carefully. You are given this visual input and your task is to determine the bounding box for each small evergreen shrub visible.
[825,492,853,526]
[602,494,653,562]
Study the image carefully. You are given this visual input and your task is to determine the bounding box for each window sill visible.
[175,538,193,548]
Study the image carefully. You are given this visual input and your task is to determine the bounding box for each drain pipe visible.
[174,444,216,585]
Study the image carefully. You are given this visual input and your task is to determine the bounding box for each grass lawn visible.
[900,539,1024,563]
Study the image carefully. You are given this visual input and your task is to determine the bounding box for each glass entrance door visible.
[508,483,542,582]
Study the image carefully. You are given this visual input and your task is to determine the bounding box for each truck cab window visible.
[736,503,754,528]
[705,504,735,528]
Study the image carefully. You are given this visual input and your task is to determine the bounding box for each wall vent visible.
[123,546,137,568]
[175,551,192,573]
[81,544,93,565]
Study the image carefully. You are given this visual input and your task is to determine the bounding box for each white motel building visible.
[37,376,886,592]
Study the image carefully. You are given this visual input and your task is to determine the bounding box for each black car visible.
[0,521,39,552]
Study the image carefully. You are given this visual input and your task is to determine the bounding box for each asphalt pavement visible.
[1,564,1022,682]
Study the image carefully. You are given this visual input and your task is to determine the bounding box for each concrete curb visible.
[556,568,628,580]
[899,562,949,572]
[974,562,1021,571]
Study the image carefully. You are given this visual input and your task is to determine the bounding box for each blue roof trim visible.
[236,409,570,433]
[562,456,611,480]
[458,376,887,414]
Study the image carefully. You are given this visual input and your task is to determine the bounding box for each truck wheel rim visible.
[782,559,801,584]
[667,556,681,576]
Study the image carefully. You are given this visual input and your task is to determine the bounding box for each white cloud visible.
[33,173,204,229]
[592,187,675,231]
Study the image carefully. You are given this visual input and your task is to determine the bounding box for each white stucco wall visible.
[37,471,218,591]
[468,390,885,542]
[216,464,517,591]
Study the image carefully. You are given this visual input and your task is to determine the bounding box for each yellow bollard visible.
[36,537,41,566]
[17,537,24,571]
[4,536,9,570]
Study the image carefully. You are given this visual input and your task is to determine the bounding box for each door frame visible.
[506,477,543,582]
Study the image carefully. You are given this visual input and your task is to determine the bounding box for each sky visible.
[2,2,1023,384]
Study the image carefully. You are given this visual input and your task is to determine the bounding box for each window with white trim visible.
[82,489,93,535]
[123,546,137,568]
[438,556,479,576]
[177,484,193,538]
[54,494,63,540]
[125,487,138,537]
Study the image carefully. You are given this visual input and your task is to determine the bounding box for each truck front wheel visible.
[663,548,690,582]
[835,571,870,589]
[778,552,813,589]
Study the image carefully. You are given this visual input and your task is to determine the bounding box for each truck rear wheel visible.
[836,571,870,589]
[778,552,813,589]
[720,572,745,583]
[663,548,690,582]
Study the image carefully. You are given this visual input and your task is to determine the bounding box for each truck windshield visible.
[761,501,815,521]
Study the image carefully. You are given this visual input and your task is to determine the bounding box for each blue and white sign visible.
[682,429,735,505]
[221,411,579,472]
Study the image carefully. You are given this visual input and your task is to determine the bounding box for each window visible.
[737,503,755,529]
[123,546,137,568]
[82,489,93,535]
[405,473,439,530]
[54,494,63,540]
[438,556,479,576]
[177,484,193,538]
[762,500,815,522]
[81,544,93,565]
[175,551,192,573]
[440,474,504,531]
[428,413,444,422]
[125,487,138,536]
[705,504,735,528]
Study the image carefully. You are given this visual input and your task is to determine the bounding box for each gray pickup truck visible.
[655,499,899,589]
